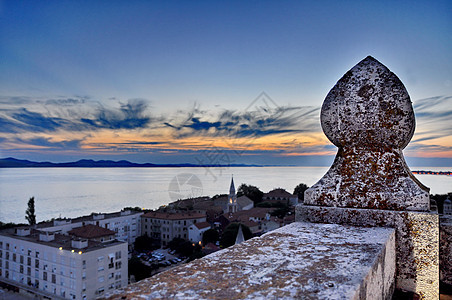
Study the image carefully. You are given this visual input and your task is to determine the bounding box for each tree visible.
[237,184,263,205]
[25,197,36,226]
[134,235,159,252]
[220,222,252,248]
[128,256,153,281]
[202,228,219,245]
[168,237,195,257]
[293,183,309,202]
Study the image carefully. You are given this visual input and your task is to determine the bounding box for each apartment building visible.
[0,227,127,300]
[141,211,206,246]
[39,210,143,244]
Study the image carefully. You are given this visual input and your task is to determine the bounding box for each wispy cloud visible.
[0,97,152,133]
[164,104,320,139]
[0,94,450,162]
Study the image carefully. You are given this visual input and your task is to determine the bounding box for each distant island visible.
[0,157,261,168]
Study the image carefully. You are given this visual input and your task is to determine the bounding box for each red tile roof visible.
[263,188,295,198]
[194,222,211,230]
[68,224,115,239]
[142,211,206,220]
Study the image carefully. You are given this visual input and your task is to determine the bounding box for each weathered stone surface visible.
[440,216,452,285]
[304,56,429,211]
[297,205,439,299]
[107,222,396,300]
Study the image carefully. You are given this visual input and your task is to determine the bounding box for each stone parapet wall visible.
[107,222,396,299]
[440,216,452,285]
[296,205,439,299]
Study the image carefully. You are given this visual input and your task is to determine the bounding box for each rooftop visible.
[68,224,116,239]
[0,228,125,252]
[38,209,143,228]
[141,211,205,220]
[263,188,296,198]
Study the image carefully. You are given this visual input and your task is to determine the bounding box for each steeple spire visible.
[228,176,238,213]
[229,176,235,195]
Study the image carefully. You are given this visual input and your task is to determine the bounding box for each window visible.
[98,276,104,283]
[6,243,9,250]
[13,253,16,262]
[60,278,65,286]
[115,261,122,269]
[108,272,114,279]
[20,265,24,274]
[27,257,31,266]
[97,256,104,262]
[43,272,47,281]
[115,251,121,259]
[35,259,39,268]
[52,274,56,284]
[35,251,39,258]
[115,272,121,280]
[28,249,31,256]
[0,241,2,248]
[20,255,24,264]
[82,260,86,269]
[27,267,31,276]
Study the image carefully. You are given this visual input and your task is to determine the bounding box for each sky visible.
[0,0,451,166]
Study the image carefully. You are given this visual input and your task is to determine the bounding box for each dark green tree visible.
[237,184,263,205]
[25,197,36,226]
[128,256,153,281]
[168,237,195,257]
[293,183,309,201]
[220,222,252,248]
[202,228,219,245]
[270,205,291,219]
[134,235,159,252]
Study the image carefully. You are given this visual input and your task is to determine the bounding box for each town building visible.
[68,224,116,243]
[444,197,452,215]
[0,227,128,300]
[141,211,206,246]
[38,209,143,245]
[262,188,299,206]
[188,222,211,244]
[227,177,238,213]
[213,178,254,214]
[222,207,277,235]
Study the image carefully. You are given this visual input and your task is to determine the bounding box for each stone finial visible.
[305,56,430,211]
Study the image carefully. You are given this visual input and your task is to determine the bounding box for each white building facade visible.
[141,212,206,246]
[188,222,211,244]
[0,228,128,300]
[40,210,143,244]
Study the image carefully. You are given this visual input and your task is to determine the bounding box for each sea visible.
[0,166,451,224]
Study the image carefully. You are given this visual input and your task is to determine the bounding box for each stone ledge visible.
[296,205,439,299]
[440,216,452,285]
[107,222,395,299]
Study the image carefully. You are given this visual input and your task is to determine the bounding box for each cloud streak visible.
[0,94,451,163]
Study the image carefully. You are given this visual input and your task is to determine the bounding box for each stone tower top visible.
[304,56,429,211]
[321,56,415,150]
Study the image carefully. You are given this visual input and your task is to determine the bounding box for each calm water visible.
[0,166,451,224]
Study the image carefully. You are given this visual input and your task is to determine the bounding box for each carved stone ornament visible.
[304,56,429,211]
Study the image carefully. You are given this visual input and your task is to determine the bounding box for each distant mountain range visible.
[0,157,260,168]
